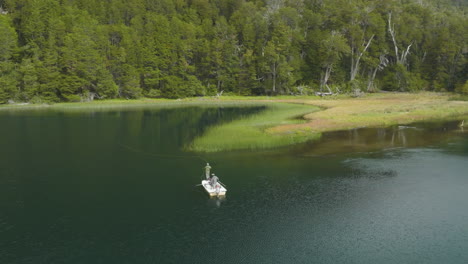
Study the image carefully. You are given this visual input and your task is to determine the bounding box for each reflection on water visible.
[299,120,467,156]
[206,196,226,208]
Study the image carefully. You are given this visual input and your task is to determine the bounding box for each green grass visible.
[449,94,468,101]
[188,103,321,152]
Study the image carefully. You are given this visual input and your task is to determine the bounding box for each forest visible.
[0,0,466,103]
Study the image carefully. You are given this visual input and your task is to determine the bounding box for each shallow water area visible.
[0,106,467,263]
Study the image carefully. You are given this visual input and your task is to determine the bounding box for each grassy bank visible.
[188,103,322,152]
[270,92,468,134]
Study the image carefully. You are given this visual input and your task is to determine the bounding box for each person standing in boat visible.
[205,163,212,180]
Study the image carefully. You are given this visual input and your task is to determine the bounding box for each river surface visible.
[0,106,467,264]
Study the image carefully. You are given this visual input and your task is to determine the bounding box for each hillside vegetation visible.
[0,0,466,103]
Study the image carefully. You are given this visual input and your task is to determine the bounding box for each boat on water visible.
[201,163,227,197]
[202,179,227,197]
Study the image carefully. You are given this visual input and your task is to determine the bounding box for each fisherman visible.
[205,163,212,180]
[210,173,219,187]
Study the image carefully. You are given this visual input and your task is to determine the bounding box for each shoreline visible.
[2,93,467,152]
[270,92,468,134]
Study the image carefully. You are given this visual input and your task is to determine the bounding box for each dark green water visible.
[1,107,467,264]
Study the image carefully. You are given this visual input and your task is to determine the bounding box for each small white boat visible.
[201,163,227,197]
[201,179,227,197]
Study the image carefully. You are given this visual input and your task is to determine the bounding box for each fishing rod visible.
[218,181,227,188]
[196,167,228,188]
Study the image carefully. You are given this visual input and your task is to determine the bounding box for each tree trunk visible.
[217,79,221,91]
[272,62,277,93]
[320,65,333,93]
[350,35,374,81]
[388,13,399,62]
[367,54,388,92]
[367,68,378,92]
[388,13,412,66]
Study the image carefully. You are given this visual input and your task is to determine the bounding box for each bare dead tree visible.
[320,65,333,93]
[350,34,375,81]
[388,13,413,66]
[271,61,278,93]
[266,0,284,13]
[367,54,389,92]
[0,6,8,15]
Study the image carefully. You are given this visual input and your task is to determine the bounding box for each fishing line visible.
[118,143,222,189]
[118,142,209,163]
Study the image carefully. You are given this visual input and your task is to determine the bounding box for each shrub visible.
[291,85,314,95]
[64,94,82,102]
[29,95,57,104]
[146,89,162,98]
[407,74,429,92]
[161,75,205,98]
[455,81,468,95]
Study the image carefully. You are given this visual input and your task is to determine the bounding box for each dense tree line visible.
[0,0,466,103]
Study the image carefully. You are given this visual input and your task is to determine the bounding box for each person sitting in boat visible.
[210,174,219,187]
[205,163,211,180]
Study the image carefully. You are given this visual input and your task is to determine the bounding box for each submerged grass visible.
[188,103,321,152]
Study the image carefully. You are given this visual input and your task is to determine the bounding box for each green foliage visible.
[0,0,466,103]
[407,74,429,92]
[455,81,468,95]
[160,75,204,99]
[95,69,119,99]
[117,65,142,99]
[381,64,429,92]
[346,79,365,94]
[63,94,82,103]
[0,61,17,104]
[0,15,18,103]
[146,89,162,98]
